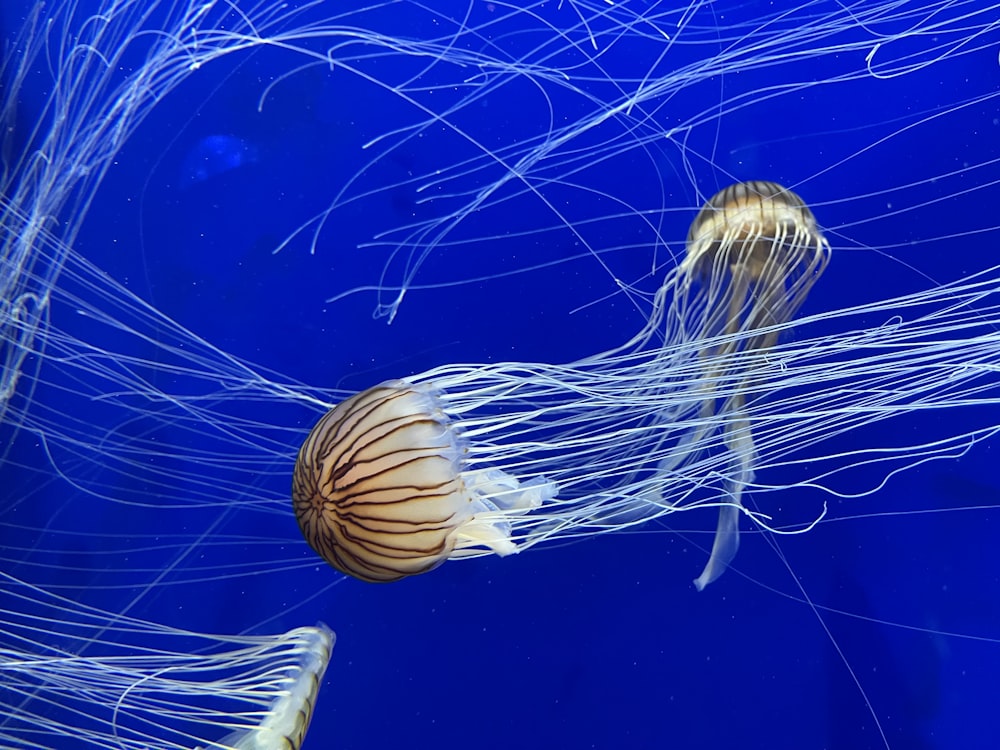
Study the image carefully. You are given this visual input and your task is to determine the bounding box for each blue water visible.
[3,2,1000,748]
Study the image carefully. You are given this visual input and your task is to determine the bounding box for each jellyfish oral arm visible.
[451,468,554,557]
[693,412,757,591]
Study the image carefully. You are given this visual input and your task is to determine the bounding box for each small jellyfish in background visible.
[672,180,830,588]
[178,134,259,189]
[292,181,831,585]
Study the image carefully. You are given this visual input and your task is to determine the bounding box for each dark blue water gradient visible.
[2,1,999,748]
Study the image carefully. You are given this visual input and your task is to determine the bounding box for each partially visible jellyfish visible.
[178,134,260,190]
[0,572,333,750]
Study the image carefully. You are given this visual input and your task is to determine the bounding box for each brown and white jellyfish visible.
[292,181,832,585]
[0,573,334,750]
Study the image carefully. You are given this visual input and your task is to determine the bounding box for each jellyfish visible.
[3,0,1000,748]
[0,571,333,750]
[668,180,831,588]
[291,180,834,586]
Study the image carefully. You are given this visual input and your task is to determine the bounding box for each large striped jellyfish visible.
[2,0,1000,748]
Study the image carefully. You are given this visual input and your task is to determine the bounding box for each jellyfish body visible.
[294,181,829,585]
[292,380,553,582]
[0,580,334,750]
[682,181,830,353]
[676,181,830,588]
[215,625,333,750]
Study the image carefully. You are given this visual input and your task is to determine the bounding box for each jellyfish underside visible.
[292,181,829,586]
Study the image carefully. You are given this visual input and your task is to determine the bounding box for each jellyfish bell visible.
[681,180,830,347]
[0,569,334,750]
[292,380,551,582]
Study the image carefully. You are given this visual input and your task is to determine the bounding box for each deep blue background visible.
[3,2,1000,749]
